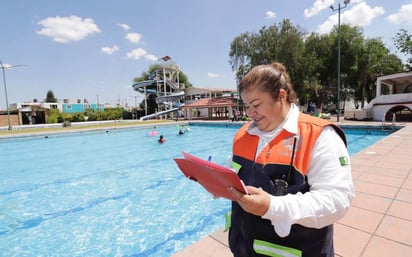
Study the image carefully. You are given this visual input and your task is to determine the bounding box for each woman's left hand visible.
[228,186,271,216]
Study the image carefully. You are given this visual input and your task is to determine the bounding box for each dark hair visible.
[239,62,297,103]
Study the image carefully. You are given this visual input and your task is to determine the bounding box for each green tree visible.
[393,29,412,70]
[357,38,403,106]
[139,94,157,114]
[329,25,364,107]
[47,108,62,123]
[229,32,254,80]
[301,32,334,108]
[45,90,58,102]
[230,21,406,110]
[229,19,306,94]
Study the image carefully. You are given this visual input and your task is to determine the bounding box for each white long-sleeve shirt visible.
[252,105,355,237]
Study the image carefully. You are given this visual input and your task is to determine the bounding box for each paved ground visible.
[172,119,412,257]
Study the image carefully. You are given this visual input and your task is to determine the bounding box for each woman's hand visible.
[228,186,271,216]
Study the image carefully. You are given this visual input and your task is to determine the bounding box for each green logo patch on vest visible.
[339,156,350,166]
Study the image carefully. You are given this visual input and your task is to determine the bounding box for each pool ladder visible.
[382,111,396,130]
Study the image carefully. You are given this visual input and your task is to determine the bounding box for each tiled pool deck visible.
[172,120,412,257]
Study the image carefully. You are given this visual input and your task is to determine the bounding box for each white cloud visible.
[126,48,158,61]
[126,48,147,60]
[208,72,220,78]
[346,2,385,26]
[144,54,158,61]
[265,11,276,19]
[318,2,385,34]
[125,32,142,44]
[37,15,100,43]
[387,3,412,25]
[118,23,130,31]
[101,45,119,54]
[304,0,334,18]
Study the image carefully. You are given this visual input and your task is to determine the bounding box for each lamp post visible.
[234,39,240,112]
[330,0,350,122]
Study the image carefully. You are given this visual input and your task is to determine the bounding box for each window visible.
[404,84,412,93]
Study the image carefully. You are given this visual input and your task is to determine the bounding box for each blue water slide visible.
[131,80,160,94]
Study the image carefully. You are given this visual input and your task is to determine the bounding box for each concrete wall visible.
[0,113,20,128]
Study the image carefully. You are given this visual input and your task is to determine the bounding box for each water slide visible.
[132,80,157,94]
[132,79,185,121]
[139,107,181,121]
[156,91,184,104]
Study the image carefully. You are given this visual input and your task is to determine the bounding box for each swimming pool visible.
[0,123,398,256]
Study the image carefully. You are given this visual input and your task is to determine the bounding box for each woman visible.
[227,62,354,257]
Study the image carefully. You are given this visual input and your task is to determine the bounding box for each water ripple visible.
[0,192,131,237]
[124,208,227,257]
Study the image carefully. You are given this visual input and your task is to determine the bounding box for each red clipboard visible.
[174,152,248,201]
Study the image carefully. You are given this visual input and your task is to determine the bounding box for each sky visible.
[1,0,411,109]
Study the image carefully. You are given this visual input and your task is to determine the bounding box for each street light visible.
[330,0,350,122]
[0,58,24,130]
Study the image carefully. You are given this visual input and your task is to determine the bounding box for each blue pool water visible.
[0,123,397,256]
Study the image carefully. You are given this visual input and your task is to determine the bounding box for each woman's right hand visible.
[228,186,270,216]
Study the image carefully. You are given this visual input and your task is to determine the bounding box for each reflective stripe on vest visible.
[253,239,302,257]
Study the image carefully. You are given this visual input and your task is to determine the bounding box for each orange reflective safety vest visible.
[229,113,346,257]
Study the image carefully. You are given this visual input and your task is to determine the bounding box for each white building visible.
[344,71,412,121]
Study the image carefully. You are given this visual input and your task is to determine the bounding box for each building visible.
[0,99,105,128]
[182,87,240,120]
[344,71,412,121]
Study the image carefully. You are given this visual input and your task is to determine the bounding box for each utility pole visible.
[330,0,350,122]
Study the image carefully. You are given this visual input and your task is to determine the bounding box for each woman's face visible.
[241,87,286,132]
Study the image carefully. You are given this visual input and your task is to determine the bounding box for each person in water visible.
[158,135,165,143]
[149,126,158,136]
[227,62,354,257]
